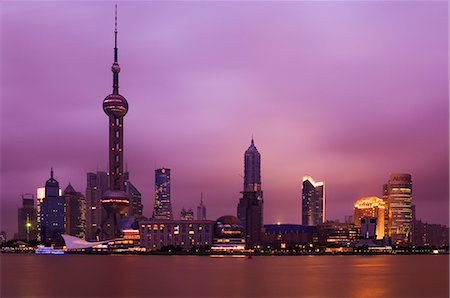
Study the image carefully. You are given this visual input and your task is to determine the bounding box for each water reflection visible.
[1,254,448,297]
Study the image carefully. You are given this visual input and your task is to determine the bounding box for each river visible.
[1,254,448,297]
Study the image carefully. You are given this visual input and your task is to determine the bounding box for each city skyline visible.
[1,1,448,238]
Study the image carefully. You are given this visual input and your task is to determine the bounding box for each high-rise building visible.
[197,193,206,220]
[40,169,65,246]
[180,208,194,220]
[153,168,173,220]
[36,187,45,241]
[237,138,264,248]
[302,176,325,226]
[63,184,87,239]
[244,138,263,199]
[124,172,143,217]
[384,173,413,245]
[353,196,386,240]
[100,6,130,239]
[17,194,37,241]
[85,171,108,240]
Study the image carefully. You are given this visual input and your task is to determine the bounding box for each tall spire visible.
[114,4,118,62]
[50,167,54,179]
[112,4,120,95]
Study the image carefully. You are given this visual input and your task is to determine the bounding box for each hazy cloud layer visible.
[1,1,448,236]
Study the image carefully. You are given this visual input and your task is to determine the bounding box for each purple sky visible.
[1,1,448,237]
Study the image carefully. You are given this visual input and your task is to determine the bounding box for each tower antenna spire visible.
[114,4,118,51]
[111,4,120,94]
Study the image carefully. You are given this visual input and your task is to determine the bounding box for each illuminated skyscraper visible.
[100,6,130,239]
[153,168,173,220]
[17,194,37,241]
[238,138,263,248]
[302,176,325,226]
[384,173,413,245]
[353,196,386,240]
[40,169,65,245]
[197,193,206,220]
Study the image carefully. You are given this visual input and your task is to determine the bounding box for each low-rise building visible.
[139,219,214,251]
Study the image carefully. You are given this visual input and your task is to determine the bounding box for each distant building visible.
[353,196,386,239]
[302,175,325,226]
[360,217,377,239]
[36,187,45,241]
[180,208,194,221]
[384,173,413,245]
[40,169,65,246]
[0,231,6,244]
[139,219,214,251]
[263,224,316,249]
[125,176,143,218]
[317,221,358,247]
[238,139,264,248]
[244,138,263,199]
[197,193,206,221]
[17,194,37,241]
[63,184,86,239]
[212,216,245,252]
[153,168,173,220]
[238,190,263,249]
[85,171,108,240]
[413,220,449,247]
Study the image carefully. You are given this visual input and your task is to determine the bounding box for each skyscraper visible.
[40,169,65,246]
[153,168,173,220]
[85,171,108,240]
[100,6,130,239]
[36,187,45,241]
[384,173,413,245]
[17,194,37,241]
[302,175,325,226]
[126,180,143,218]
[353,196,386,240]
[63,184,87,239]
[244,138,263,199]
[237,138,263,248]
[197,193,206,220]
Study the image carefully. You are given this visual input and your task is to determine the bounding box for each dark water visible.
[1,254,448,297]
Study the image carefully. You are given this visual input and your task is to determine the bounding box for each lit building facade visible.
[316,221,358,247]
[262,224,316,249]
[302,176,325,226]
[18,194,37,241]
[100,7,130,240]
[384,173,413,245]
[139,219,214,250]
[212,216,245,252]
[353,196,386,240]
[153,168,173,220]
[180,208,194,220]
[85,171,108,240]
[40,169,65,246]
[63,184,86,239]
[237,138,264,248]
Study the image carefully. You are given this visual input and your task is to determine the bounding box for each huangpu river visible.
[1,254,448,297]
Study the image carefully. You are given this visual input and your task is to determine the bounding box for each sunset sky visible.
[1,1,448,237]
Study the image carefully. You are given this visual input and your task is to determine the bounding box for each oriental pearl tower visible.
[100,5,129,240]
